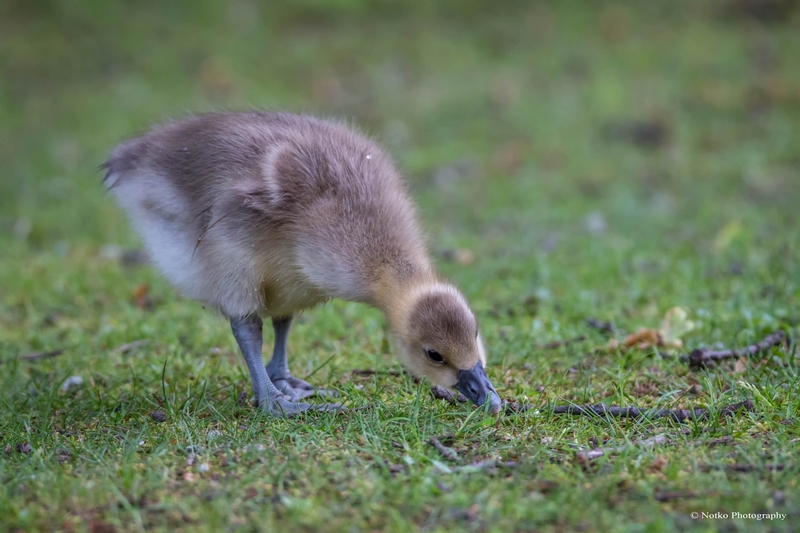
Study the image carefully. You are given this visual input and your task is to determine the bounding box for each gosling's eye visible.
[426,349,445,364]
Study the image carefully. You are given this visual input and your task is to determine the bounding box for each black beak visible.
[454,362,502,414]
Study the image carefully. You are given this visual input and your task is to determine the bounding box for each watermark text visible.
[690,512,785,521]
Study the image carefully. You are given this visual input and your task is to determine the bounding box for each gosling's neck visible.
[369,262,437,333]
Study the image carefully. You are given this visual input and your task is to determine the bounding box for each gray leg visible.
[230,315,340,416]
[266,315,338,401]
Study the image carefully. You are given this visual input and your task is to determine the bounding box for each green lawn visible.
[1,1,799,531]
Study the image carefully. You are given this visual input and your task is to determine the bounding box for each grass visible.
[1,1,799,531]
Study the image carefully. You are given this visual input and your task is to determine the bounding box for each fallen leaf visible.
[132,283,153,309]
[601,307,694,353]
[623,328,662,350]
[659,307,695,348]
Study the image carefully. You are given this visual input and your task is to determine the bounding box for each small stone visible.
[150,410,167,423]
[60,376,83,392]
[198,463,210,472]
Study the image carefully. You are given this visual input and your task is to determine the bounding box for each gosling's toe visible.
[270,376,340,401]
[268,397,345,417]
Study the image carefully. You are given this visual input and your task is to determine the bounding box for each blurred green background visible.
[1,1,799,531]
[3,0,798,250]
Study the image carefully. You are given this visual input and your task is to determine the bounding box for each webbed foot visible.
[264,395,344,417]
[270,375,339,401]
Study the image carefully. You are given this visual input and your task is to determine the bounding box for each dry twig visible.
[553,400,754,422]
[586,318,615,335]
[700,463,788,473]
[112,340,150,355]
[576,434,669,462]
[537,335,587,350]
[654,490,697,502]
[503,400,754,423]
[452,459,518,473]
[351,369,402,376]
[683,330,787,367]
[428,436,459,461]
[0,348,68,364]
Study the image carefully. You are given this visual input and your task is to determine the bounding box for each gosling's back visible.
[105,112,432,318]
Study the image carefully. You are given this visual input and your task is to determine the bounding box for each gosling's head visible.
[392,283,502,413]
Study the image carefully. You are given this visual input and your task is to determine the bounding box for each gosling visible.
[104,112,501,416]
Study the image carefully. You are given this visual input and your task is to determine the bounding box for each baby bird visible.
[104,112,501,416]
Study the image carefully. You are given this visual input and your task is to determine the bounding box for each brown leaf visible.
[132,283,153,309]
[623,328,662,350]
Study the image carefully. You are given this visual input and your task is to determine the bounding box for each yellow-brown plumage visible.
[105,112,500,415]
